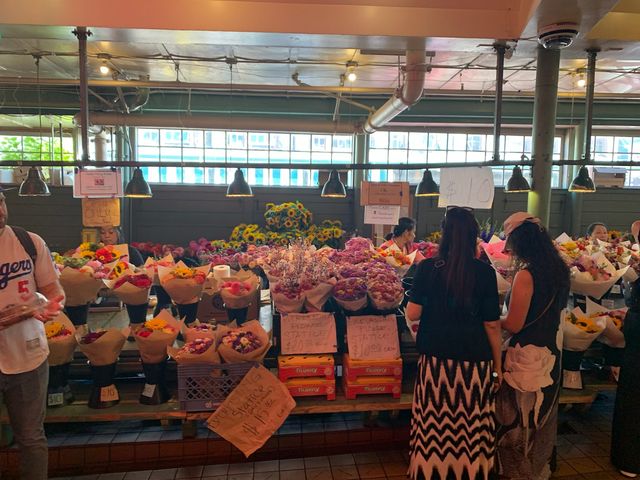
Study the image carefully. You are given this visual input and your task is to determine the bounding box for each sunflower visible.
[45,321,64,339]
[284,218,294,229]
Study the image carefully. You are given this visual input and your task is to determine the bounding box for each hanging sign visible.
[280,312,337,354]
[82,198,120,227]
[437,167,494,209]
[346,315,400,360]
[364,205,401,225]
[207,365,296,458]
[73,169,123,198]
[360,181,410,207]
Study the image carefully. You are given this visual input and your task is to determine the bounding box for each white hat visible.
[503,212,542,237]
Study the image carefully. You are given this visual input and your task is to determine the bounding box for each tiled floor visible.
[40,392,636,480]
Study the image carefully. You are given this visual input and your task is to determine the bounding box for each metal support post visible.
[72,27,92,162]
[528,46,560,227]
[583,49,599,162]
[492,44,506,161]
[352,134,367,237]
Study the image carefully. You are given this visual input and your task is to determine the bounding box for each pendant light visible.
[226,168,253,197]
[505,158,531,193]
[124,167,153,198]
[568,166,596,192]
[415,169,439,197]
[19,57,51,197]
[321,169,347,198]
[19,167,51,196]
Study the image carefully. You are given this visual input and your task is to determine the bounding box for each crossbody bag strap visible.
[12,226,37,275]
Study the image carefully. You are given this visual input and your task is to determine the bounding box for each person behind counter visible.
[496,212,570,479]
[587,222,608,242]
[405,206,503,480]
[381,217,417,254]
[99,226,143,267]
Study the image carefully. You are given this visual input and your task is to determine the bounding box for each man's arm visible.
[34,281,65,322]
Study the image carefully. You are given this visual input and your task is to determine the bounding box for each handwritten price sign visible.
[347,315,400,360]
[281,312,337,354]
[437,167,495,209]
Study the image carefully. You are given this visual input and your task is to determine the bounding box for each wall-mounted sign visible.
[82,198,120,227]
[364,205,401,225]
[438,167,494,209]
[73,169,123,198]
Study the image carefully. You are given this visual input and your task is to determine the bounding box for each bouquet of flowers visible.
[182,320,221,343]
[555,233,591,263]
[376,244,416,277]
[368,280,404,311]
[103,263,153,306]
[143,253,175,285]
[216,320,270,363]
[158,261,210,305]
[45,313,76,366]
[302,256,338,312]
[333,277,368,311]
[133,310,181,364]
[480,239,511,269]
[52,253,108,307]
[570,252,628,299]
[272,279,305,313]
[218,271,260,309]
[75,326,129,366]
[562,307,606,389]
[414,241,439,260]
[168,337,220,364]
[585,297,627,349]
[264,201,312,232]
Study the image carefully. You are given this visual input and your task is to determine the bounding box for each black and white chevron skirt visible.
[409,355,496,480]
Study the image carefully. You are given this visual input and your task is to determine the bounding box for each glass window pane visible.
[205,148,226,162]
[182,148,204,162]
[291,134,311,151]
[467,151,485,163]
[429,133,447,151]
[448,134,466,151]
[332,153,351,164]
[629,169,640,187]
[228,149,248,163]
[160,147,181,162]
[447,151,466,163]
[182,167,204,184]
[160,129,181,147]
[248,132,269,150]
[248,168,269,186]
[505,135,524,152]
[408,150,426,164]
[141,166,160,182]
[633,137,640,154]
[616,137,632,153]
[409,132,428,150]
[428,150,446,164]
[594,136,613,152]
[407,170,423,184]
[332,135,352,152]
[205,167,226,184]
[312,135,331,152]
[467,134,485,152]
[369,132,388,149]
[138,146,159,161]
[389,132,408,149]
[369,149,388,164]
[248,150,268,164]
[388,149,408,163]
[524,136,533,153]
[270,168,290,186]
[227,132,247,149]
[206,131,226,148]
[138,129,159,146]
[553,137,561,154]
[291,152,310,164]
[269,150,289,163]
[270,133,289,151]
[182,130,203,148]
[160,167,182,183]
[311,152,331,164]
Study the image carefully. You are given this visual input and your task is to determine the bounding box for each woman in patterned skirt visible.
[496,213,570,479]
[406,206,503,480]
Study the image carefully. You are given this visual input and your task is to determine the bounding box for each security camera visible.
[537,22,579,50]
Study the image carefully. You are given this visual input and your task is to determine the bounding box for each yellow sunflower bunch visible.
[264,201,312,232]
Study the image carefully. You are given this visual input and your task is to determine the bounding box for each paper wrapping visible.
[206,365,296,458]
[144,254,175,285]
[133,310,182,364]
[381,244,417,277]
[562,307,606,352]
[75,326,129,366]
[218,272,260,309]
[481,240,511,269]
[570,252,628,299]
[167,340,221,365]
[335,296,368,312]
[369,291,403,311]
[182,319,229,344]
[158,262,210,304]
[585,297,627,349]
[59,268,104,306]
[46,312,77,366]
[216,320,270,364]
[103,266,152,305]
[304,278,337,312]
[272,291,305,314]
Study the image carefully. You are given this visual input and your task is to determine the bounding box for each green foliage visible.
[0,136,73,161]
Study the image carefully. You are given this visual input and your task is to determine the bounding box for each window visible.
[367,131,563,188]
[591,134,640,187]
[135,129,354,186]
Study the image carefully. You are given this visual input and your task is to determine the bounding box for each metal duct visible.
[74,112,359,134]
[360,49,426,134]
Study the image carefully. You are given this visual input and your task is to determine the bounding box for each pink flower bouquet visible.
[143,253,175,285]
[45,312,77,366]
[333,277,368,311]
[103,263,153,305]
[182,320,221,343]
[218,271,260,309]
[53,254,108,307]
[75,326,130,366]
[272,280,305,313]
[133,310,182,364]
[368,280,404,311]
[216,320,270,363]
[167,337,220,364]
[158,261,210,304]
[570,252,628,299]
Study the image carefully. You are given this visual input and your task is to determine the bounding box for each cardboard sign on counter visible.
[82,198,120,227]
[346,314,400,360]
[207,365,296,457]
[360,181,409,207]
[280,312,337,355]
[364,205,401,225]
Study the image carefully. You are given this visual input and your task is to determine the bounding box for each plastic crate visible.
[177,362,256,412]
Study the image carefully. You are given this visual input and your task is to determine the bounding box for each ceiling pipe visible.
[360,49,426,134]
[72,26,91,161]
[73,112,359,134]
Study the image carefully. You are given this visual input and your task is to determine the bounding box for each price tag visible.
[48,392,64,407]
[438,167,494,209]
[100,384,119,402]
[142,384,156,398]
[611,284,621,295]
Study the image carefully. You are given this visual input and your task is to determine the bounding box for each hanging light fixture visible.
[321,169,347,198]
[569,166,596,192]
[124,167,153,198]
[415,169,439,197]
[19,167,51,196]
[505,155,532,193]
[226,168,253,197]
[346,60,358,82]
[576,71,586,88]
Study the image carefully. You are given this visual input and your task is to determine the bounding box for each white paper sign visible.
[438,167,494,209]
[73,169,123,198]
[280,312,337,354]
[364,205,401,225]
[346,315,400,360]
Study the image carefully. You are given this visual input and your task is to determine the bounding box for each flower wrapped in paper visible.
[45,313,77,366]
[376,243,416,277]
[217,320,270,363]
[167,337,221,365]
[585,297,627,349]
[333,277,368,311]
[480,239,511,269]
[158,261,210,305]
[132,310,181,364]
[570,252,628,299]
[103,262,153,306]
[272,279,305,313]
[218,271,260,309]
[53,254,107,307]
[302,257,338,312]
[183,320,222,344]
[76,326,129,366]
[368,280,404,311]
[562,307,606,389]
[143,253,175,285]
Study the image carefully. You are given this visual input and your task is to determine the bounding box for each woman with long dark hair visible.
[496,212,570,480]
[406,206,503,480]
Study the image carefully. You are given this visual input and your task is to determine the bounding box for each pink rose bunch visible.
[177,337,214,355]
[221,281,253,296]
[369,280,404,305]
[572,256,612,281]
[333,277,367,301]
[220,330,262,354]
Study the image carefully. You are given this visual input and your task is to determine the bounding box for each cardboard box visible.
[278,355,335,382]
[196,287,260,323]
[360,181,410,207]
[342,375,402,400]
[343,354,402,382]
[285,377,336,400]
